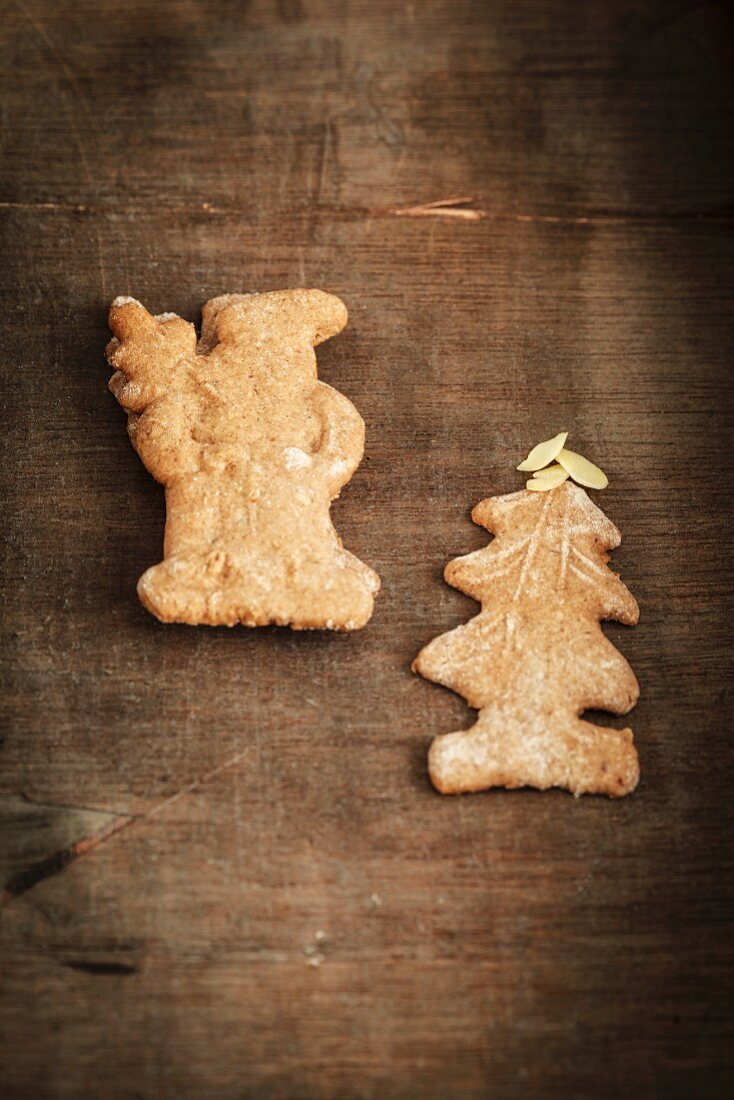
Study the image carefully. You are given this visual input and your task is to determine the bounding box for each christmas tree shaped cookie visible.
[414,478,640,797]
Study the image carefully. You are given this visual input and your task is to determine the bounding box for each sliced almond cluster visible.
[517,432,608,491]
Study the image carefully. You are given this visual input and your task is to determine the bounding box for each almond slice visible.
[532,462,567,480]
[557,448,608,489]
[526,464,570,491]
[517,431,569,472]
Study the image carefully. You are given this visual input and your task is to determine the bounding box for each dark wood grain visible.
[1,1,733,1097]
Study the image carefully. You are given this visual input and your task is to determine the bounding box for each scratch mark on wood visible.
[12,0,107,295]
[145,748,253,820]
[1,796,133,908]
[1,748,254,906]
[0,200,88,212]
[390,195,486,220]
[14,0,94,186]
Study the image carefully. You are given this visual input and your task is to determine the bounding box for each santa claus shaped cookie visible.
[106,290,380,629]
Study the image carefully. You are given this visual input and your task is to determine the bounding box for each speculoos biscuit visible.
[106,290,380,629]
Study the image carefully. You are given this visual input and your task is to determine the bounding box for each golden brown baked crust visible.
[106,290,380,629]
[414,482,640,797]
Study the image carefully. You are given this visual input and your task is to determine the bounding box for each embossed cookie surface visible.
[414,482,640,797]
[106,290,380,629]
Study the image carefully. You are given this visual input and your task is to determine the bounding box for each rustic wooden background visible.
[1,0,733,1096]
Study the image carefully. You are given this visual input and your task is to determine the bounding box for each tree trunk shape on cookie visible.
[413,482,640,798]
[106,290,380,629]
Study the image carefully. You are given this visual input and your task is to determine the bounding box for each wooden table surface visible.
[1,1,733,1097]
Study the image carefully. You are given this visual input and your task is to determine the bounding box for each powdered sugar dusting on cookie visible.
[283,446,313,470]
